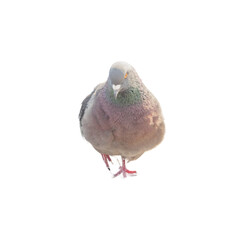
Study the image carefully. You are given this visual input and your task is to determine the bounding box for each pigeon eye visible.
[124,73,128,79]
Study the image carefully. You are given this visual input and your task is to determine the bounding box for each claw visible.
[101,154,112,170]
[113,158,137,178]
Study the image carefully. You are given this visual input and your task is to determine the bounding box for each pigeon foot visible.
[101,154,112,170]
[113,158,137,178]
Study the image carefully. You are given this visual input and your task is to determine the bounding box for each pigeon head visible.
[108,61,135,98]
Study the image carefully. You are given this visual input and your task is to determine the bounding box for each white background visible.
[0,0,240,239]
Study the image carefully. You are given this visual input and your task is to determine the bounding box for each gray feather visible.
[79,89,95,126]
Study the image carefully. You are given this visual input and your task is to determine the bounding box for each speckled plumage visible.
[79,62,165,176]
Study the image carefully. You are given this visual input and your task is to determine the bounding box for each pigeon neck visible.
[106,85,142,106]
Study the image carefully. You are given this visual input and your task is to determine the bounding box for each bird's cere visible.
[112,84,121,98]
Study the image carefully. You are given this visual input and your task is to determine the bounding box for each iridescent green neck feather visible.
[107,87,142,106]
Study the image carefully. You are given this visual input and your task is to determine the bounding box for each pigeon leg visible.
[101,154,112,171]
[113,158,137,178]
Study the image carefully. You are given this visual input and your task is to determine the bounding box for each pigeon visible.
[79,61,165,177]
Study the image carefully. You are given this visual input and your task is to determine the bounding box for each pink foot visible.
[101,154,112,171]
[113,158,137,178]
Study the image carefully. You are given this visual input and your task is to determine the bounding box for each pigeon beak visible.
[114,89,120,99]
[112,84,121,99]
